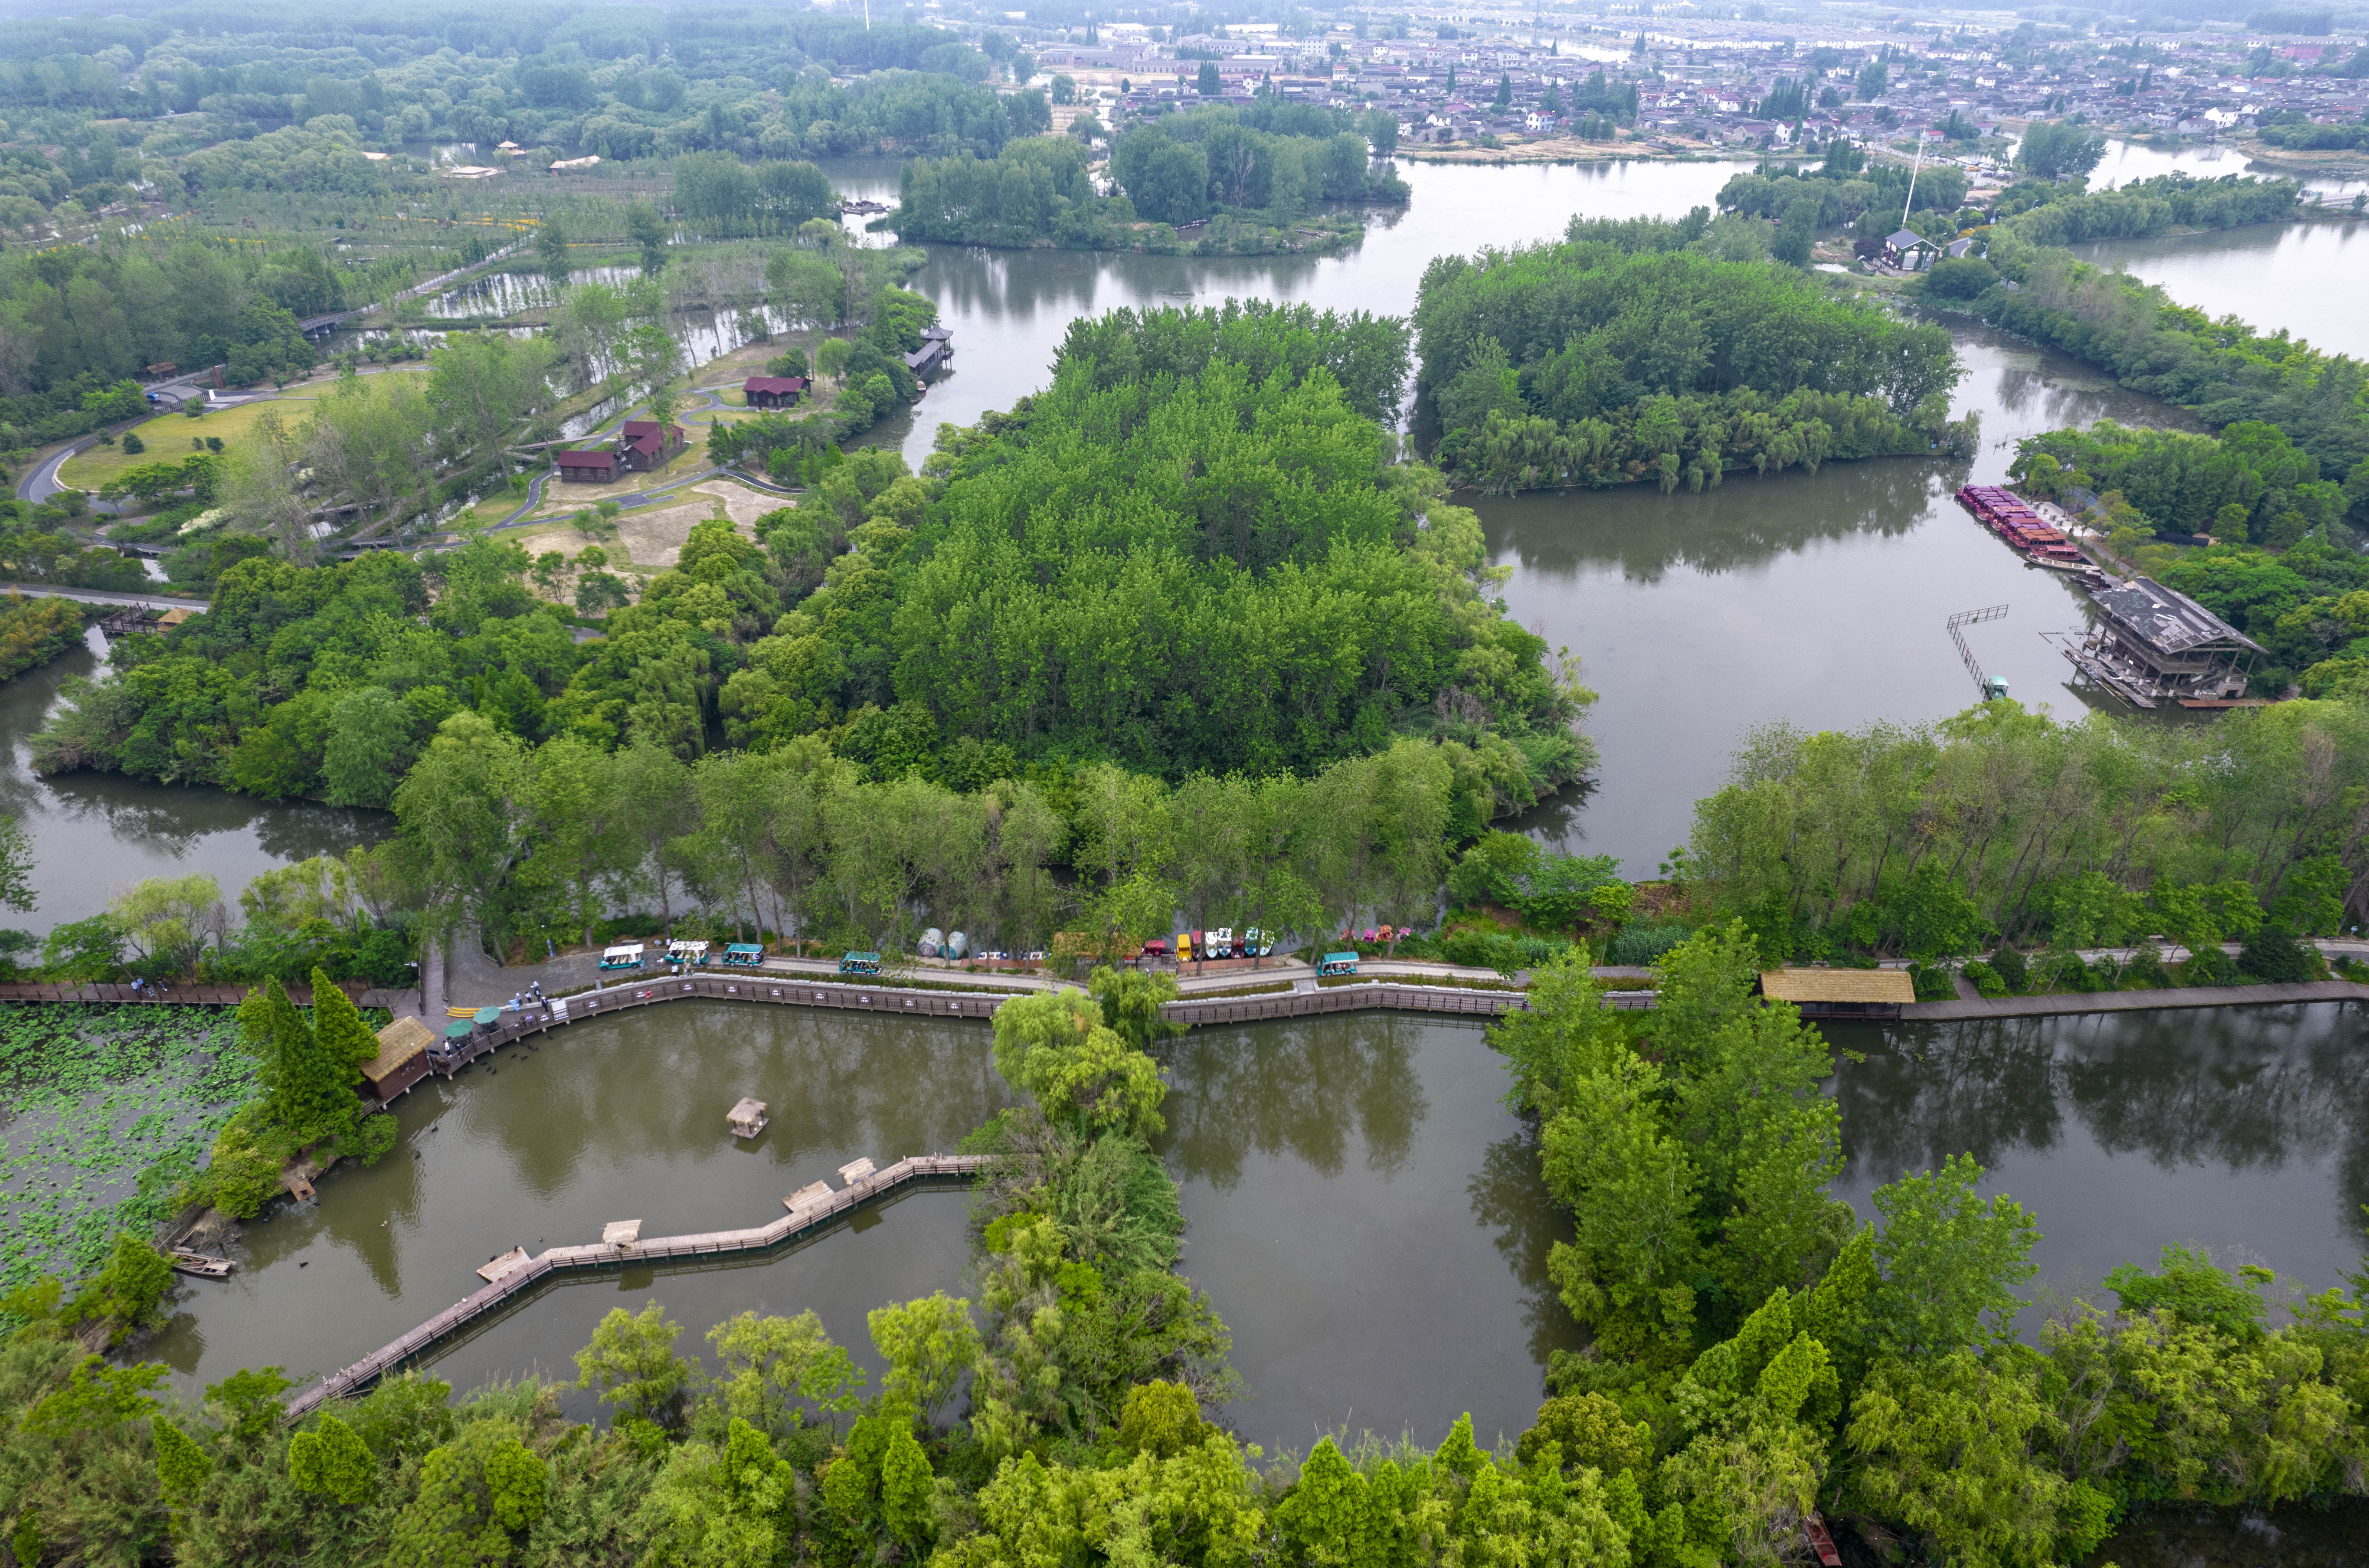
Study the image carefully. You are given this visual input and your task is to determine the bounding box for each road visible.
[0,582,208,611]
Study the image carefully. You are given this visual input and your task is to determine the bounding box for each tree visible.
[707,1310,864,1439]
[1088,964,1183,1050]
[627,197,668,275]
[1870,1154,2040,1358]
[575,1300,696,1426]
[641,1418,798,1568]
[389,1417,550,1568]
[323,686,422,809]
[1847,1352,2114,1567]
[867,1293,982,1423]
[112,873,223,974]
[308,966,383,1075]
[1857,59,1889,99]
[79,1233,174,1333]
[288,1412,379,1506]
[2017,118,2107,181]
[1197,59,1221,95]
[1773,198,1818,268]
[0,812,33,912]
[989,990,1168,1136]
[536,214,570,287]
[238,974,362,1142]
[152,1415,213,1505]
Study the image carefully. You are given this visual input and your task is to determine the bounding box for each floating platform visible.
[476,1247,530,1283]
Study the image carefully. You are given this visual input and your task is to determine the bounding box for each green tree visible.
[1772,198,1818,268]
[575,1300,696,1426]
[152,1414,212,1505]
[1870,1154,2041,1358]
[867,1293,982,1423]
[288,1412,379,1506]
[535,214,570,287]
[989,990,1167,1136]
[626,197,668,276]
[705,1309,864,1439]
[1087,964,1183,1050]
[322,686,423,809]
[639,1417,797,1568]
[388,1418,550,1568]
[1197,59,1221,95]
[237,974,361,1142]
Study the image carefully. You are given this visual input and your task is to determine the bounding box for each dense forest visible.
[1414,213,1972,493]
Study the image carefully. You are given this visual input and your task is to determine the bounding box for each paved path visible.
[1903,979,2369,1020]
[0,581,206,611]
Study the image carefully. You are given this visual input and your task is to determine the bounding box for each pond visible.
[2074,217,2369,364]
[144,996,2369,1458]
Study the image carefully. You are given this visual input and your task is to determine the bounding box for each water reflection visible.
[1155,1017,1580,1449]
[1158,1014,1429,1185]
[2073,219,2369,364]
[0,640,384,925]
[1826,1002,2369,1303]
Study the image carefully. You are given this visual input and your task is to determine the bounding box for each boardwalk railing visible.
[283,1153,987,1420]
[0,979,405,1009]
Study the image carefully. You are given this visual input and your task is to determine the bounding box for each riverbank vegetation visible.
[1415,213,1974,493]
[0,594,93,684]
[1681,695,2369,972]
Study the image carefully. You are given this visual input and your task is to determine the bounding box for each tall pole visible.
[1901,132,1924,228]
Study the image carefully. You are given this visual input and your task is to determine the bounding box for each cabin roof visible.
[1759,967,1917,1004]
[363,1015,434,1084]
[555,448,614,468]
[729,1097,767,1122]
[743,375,807,395]
[2088,577,2265,657]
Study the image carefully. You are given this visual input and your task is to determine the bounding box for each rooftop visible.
[362,1015,434,1086]
[2089,577,2265,657]
[1759,968,1917,1004]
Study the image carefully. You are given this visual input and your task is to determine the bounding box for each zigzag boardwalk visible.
[282,1154,988,1420]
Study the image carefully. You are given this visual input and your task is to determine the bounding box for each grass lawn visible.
[58,370,430,493]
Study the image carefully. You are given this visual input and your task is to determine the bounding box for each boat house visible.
[904,325,954,379]
[743,375,808,408]
[361,1015,435,1102]
[1757,967,1916,1018]
[2048,576,2265,708]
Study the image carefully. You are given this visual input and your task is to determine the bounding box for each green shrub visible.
[1907,963,1957,1000]
[2238,925,2322,984]
[1607,921,1691,966]
[1986,946,2029,993]
[2120,944,2169,989]
[1961,959,2006,998]
[2183,945,2234,986]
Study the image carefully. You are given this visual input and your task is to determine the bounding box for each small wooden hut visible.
[362,1015,435,1102]
[1757,968,1916,1018]
[728,1097,769,1139]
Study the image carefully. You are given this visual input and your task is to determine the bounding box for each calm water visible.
[0,633,382,929]
[145,996,2369,1455]
[2075,218,2369,364]
[1829,1002,2369,1313]
[2088,134,2369,203]
[150,1003,1571,1449]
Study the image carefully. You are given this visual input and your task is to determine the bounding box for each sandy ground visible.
[512,480,792,603]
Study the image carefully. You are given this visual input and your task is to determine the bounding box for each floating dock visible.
[1954,484,2096,573]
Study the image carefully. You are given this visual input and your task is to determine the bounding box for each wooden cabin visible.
[743,374,808,408]
[618,419,686,471]
[555,447,619,483]
[361,1015,435,1102]
[1757,967,1916,1018]
[728,1097,769,1139]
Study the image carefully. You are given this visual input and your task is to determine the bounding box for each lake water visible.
[2075,217,2369,364]
[143,993,2369,1460]
[0,632,382,930]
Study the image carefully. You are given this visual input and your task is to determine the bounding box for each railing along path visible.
[282,1153,986,1420]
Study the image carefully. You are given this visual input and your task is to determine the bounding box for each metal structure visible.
[1947,604,2010,699]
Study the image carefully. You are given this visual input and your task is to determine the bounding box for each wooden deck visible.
[0,979,408,1010]
[282,1153,988,1420]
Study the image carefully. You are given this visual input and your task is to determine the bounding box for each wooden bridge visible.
[281,1153,988,1420]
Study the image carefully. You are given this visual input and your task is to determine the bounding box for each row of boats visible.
[1953,485,2098,575]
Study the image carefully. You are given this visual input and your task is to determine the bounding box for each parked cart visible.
[722,943,765,969]
[839,951,881,975]
[1319,951,1360,976]
[665,939,710,969]
[599,943,646,972]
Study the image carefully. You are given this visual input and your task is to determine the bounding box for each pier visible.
[282,1153,988,1419]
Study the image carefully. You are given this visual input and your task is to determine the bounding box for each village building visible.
[742,374,808,408]
[553,419,687,483]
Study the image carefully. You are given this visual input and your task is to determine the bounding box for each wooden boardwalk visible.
[0,979,408,1009]
[282,1153,987,1420]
